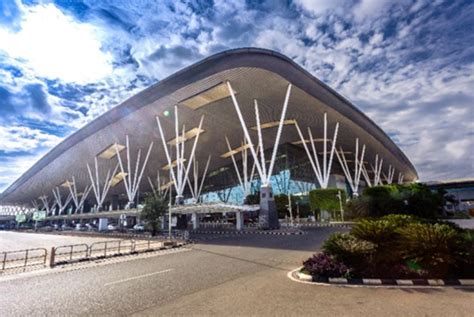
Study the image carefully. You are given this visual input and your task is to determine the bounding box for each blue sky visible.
[0,0,473,191]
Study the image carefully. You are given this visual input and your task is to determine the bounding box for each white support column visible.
[294,113,339,188]
[225,137,258,200]
[31,200,39,211]
[39,195,56,216]
[52,187,73,215]
[383,165,395,184]
[227,81,292,186]
[156,107,205,203]
[148,170,168,199]
[115,135,154,206]
[371,155,383,186]
[226,81,265,180]
[398,172,404,185]
[67,176,92,213]
[192,212,199,230]
[361,164,373,188]
[87,158,118,211]
[335,138,366,197]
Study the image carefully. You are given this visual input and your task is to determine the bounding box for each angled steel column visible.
[398,172,404,184]
[335,138,366,197]
[371,155,384,186]
[68,176,92,213]
[86,157,118,211]
[52,187,72,215]
[294,113,339,188]
[383,165,395,184]
[115,135,154,207]
[156,106,204,205]
[226,81,292,229]
[361,164,373,188]
[225,137,257,200]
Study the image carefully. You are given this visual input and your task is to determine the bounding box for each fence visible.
[51,238,177,267]
[1,248,48,272]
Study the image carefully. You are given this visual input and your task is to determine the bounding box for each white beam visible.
[294,113,339,188]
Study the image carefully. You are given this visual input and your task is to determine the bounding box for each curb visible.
[190,230,305,236]
[288,268,474,288]
[296,223,353,229]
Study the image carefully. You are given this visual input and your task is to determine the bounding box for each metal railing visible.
[89,240,135,259]
[50,238,174,267]
[1,248,48,272]
[53,244,89,264]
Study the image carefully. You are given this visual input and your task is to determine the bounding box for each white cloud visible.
[0,125,62,153]
[0,4,113,84]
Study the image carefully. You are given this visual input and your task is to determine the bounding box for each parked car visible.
[41,225,53,232]
[62,224,74,230]
[133,224,145,232]
[107,224,117,231]
[85,223,97,231]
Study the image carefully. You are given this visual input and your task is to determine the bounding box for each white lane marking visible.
[105,269,174,286]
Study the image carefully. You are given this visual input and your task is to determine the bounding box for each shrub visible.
[381,214,420,228]
[455,230,474,278]
[351,219,401,265]
[323,232,375,273]
[303,253,351,278]
[399,223,460,277]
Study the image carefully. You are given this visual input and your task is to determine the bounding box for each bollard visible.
[49,247,56,268]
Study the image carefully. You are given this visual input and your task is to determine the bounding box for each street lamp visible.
[336,190,344,222]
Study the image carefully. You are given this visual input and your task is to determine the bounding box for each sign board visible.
[15,213,27,223]
[33,210,46,221]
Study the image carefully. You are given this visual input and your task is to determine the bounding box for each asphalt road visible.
[0,228,473,316]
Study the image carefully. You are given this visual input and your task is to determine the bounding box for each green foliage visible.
[345,197,370,219]
[405,184,444,218]
[323,233,375,270]
[398,223,460,277]
[141,195,168,236]
[274,194,295,218]
[381,214,420,227]
[352,219,398,245]
[362,185,403,217]
[244,192,260,205]
[309,188,346,212]
[360,184,444,219]
[320,216,474,278]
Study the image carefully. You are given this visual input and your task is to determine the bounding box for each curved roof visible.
[0,47,417,205]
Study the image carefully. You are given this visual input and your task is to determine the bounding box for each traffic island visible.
[289,267,474,287]
[288,215,474,287]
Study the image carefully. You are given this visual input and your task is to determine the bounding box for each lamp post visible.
[336,190,344,222]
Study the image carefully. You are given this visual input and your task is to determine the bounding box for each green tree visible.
[141,195,168,236]
[309,188,347,220]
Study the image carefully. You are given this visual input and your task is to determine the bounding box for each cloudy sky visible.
[0,0,473,191]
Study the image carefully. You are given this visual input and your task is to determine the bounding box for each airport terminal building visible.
[0,48,417,229]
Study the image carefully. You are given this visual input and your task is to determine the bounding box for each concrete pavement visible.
[0,228,473,316]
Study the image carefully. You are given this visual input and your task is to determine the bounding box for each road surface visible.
[0,228,473,316]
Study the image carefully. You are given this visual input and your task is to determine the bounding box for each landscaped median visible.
[290,215,474,287]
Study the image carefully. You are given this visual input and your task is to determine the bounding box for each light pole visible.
[336,190,344,222]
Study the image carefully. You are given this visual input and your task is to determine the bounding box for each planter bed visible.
[292,268,474,287]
